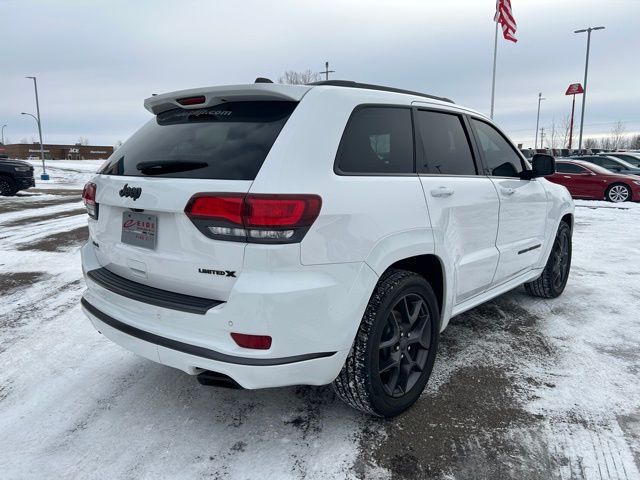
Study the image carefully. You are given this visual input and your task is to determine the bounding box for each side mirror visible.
[520,154,555,179]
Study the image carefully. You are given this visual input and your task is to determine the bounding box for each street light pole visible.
[1,124,6,145]
[25,76,48,179]
[534,92,545,149]
[319,61,335,81]
[574,26,605,151]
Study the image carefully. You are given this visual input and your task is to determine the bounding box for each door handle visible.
[430,187,454,197]
[563,176,571,178]
[501,187,515,195]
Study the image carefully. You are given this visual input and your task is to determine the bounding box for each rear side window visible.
[597,157,623,169]
[415,110,476,175]
[471,119,524,177]
[336,107,414,174]
[99,101,297,180]
[556,163,588,174]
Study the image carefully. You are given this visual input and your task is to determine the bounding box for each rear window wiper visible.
[136,160,208,175]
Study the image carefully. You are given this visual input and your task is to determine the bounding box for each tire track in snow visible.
[0,213,87,245]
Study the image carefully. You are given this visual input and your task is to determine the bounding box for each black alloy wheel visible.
[378,293,432,397]
[550,226,571,291]
[524,221,572,298]
[0,176,17,196]
[333,270,440,417]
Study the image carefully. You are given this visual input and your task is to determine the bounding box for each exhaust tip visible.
[196,370,243,389]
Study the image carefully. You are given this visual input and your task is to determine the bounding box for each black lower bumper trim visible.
[87,267,222,315]
[81,298,337,366]
[17,177,35,189]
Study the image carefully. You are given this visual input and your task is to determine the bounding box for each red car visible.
[547,159,640,202]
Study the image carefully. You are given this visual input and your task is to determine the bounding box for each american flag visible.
[494,0,518,43]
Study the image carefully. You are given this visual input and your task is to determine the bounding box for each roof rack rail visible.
[307,80,454,104]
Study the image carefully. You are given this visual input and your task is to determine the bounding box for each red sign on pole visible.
[565,83,584,95]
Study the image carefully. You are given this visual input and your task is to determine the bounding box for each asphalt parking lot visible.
[1,162,639,479]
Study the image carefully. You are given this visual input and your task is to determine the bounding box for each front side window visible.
[336,107,414,174]
[471,119,524,177]
[415,110,477,175]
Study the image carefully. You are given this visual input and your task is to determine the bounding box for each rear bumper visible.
[82,298,347,388]
[80,241,379,388]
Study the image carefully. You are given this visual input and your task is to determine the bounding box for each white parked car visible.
[81,80,574,417]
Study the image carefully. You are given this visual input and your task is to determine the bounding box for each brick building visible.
[0,143,114,160]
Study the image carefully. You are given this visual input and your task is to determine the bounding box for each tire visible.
[524,221,572,298]
[333,269,440,417]
[605,183,631,203]
[0,175,17,196]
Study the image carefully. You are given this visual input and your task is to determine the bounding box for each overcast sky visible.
[2,0,639,148]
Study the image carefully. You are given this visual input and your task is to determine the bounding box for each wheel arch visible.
[385,254,445,319]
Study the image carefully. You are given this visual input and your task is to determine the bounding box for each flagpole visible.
[490,21,498,119]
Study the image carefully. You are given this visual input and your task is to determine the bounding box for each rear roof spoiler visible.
[144,84,311,115]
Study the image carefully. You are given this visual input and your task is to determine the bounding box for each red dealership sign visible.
[565,83,584,95]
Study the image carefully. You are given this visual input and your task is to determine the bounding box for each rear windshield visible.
[99,101,297,180]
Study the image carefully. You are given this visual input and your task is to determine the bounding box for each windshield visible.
[99,101,297,180]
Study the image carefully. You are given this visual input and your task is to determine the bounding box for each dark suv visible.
[0,156,36,196]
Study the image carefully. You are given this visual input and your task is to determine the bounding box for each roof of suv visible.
[144,80,466,116]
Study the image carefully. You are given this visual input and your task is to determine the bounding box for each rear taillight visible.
[82,182,98,219]
[185,193,322,244]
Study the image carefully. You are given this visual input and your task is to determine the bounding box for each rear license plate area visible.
[121,212,157,249]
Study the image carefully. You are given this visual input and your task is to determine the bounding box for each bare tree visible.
[609,121,627,150]
[278,69,321,85]
[599,136,612,150]
[628,134,640,150]
[77,136,90,146]
[583,137,599,150]
[559,114,572,149]
[544,118,560,149]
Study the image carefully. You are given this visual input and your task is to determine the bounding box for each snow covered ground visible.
[25,159,104,190]
[0,164,639,479]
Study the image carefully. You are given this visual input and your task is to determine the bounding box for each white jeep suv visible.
[80,80,574,417]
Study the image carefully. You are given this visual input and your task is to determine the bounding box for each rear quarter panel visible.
[249,87,435,267]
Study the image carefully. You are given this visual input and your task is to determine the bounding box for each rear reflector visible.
[176,95,206,106]
[82,182,98,219]
[185,193,322,244]
[231,333,272,350]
